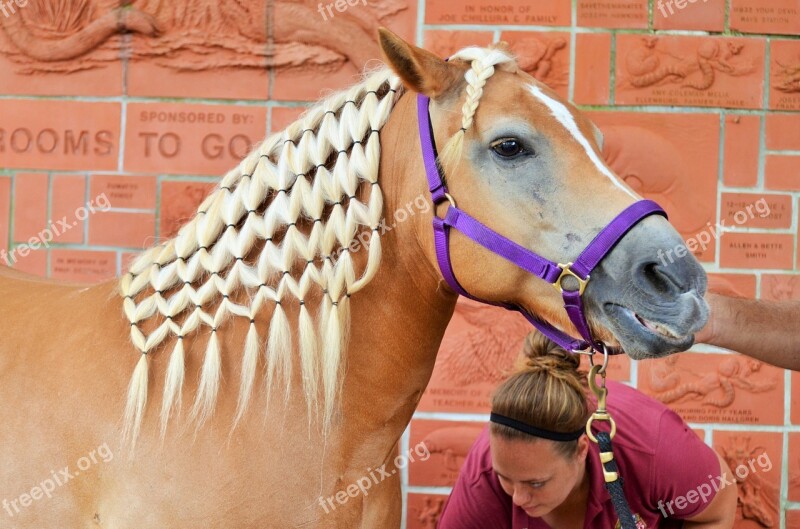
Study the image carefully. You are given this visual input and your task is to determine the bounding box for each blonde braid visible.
[438,47,517,173]
[121,68,404,444]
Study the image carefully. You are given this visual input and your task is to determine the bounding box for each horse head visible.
[379,29,707,359]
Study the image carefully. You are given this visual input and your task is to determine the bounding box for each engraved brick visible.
[615,35,765,110]
[770,40,800,111]
[731,0,800,35]
[426,0,570,26]
[720,233,794,270]
[0,100,120,171]
[89,175,157,210]
[50,249,116,283]
[577,0,647,28]
[721,193,792,229]
[638,353,784,425]
[124,103,266,176]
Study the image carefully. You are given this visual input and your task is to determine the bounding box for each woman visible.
[437,333,737,529]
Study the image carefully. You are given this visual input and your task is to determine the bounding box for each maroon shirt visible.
[437,381,720,529]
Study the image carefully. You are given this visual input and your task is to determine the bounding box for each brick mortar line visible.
[715,111,726,268]
[422,22,800,40]
[569,0,578,103]
[782,418,790,528]
[0,95,293,106]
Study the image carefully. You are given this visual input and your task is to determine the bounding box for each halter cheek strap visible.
[417,93,667,353]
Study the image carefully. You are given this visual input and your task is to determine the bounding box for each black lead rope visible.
[586,362,637,529]
[596,431,637,529]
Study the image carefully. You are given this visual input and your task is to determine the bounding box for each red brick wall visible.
[0,1,798,528]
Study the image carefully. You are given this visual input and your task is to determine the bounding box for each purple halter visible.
[417,93,667,354]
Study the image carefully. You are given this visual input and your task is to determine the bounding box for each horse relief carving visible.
[436,300,529,387]
[774,53,800,93]
[623,37,755,91]
[507,36,567,89]
[420,425,485,475]
[762,275,800,301]
[649,357,776,408]
[0,0,408,74]
[601,125,712,238]
[719,437,776,527]
[412,497,445,529]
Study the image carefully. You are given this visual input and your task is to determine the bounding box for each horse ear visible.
[378,27,462,99]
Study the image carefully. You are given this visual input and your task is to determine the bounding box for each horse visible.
[0,29,708,529]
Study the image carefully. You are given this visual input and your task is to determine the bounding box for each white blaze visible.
[526,84,636,198]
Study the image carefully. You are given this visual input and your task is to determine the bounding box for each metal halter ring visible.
[434,192,458,220]
[588,341,610,375]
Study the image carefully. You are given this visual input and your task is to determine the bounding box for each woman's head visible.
[489,332,593,518]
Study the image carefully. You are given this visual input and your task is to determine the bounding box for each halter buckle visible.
[552,262,589,295]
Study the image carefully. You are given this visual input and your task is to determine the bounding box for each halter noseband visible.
[417,93,667,354]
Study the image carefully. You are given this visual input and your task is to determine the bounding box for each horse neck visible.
[339,91,457,437]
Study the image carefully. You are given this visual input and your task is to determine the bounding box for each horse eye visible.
[491,138,527,158]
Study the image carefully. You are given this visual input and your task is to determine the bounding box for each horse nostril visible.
[641,262,685,295]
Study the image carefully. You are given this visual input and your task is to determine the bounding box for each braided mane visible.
[120,46,517,444]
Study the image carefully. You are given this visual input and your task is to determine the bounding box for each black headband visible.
[490,413,585,442]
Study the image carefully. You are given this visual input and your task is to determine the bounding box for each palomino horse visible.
[0,30,707,528]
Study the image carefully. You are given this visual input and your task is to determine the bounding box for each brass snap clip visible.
[585,362,617,443]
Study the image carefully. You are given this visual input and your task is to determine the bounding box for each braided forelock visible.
[438,46,518,173]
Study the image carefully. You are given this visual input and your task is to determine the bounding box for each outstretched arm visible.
[695,293,800,371]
